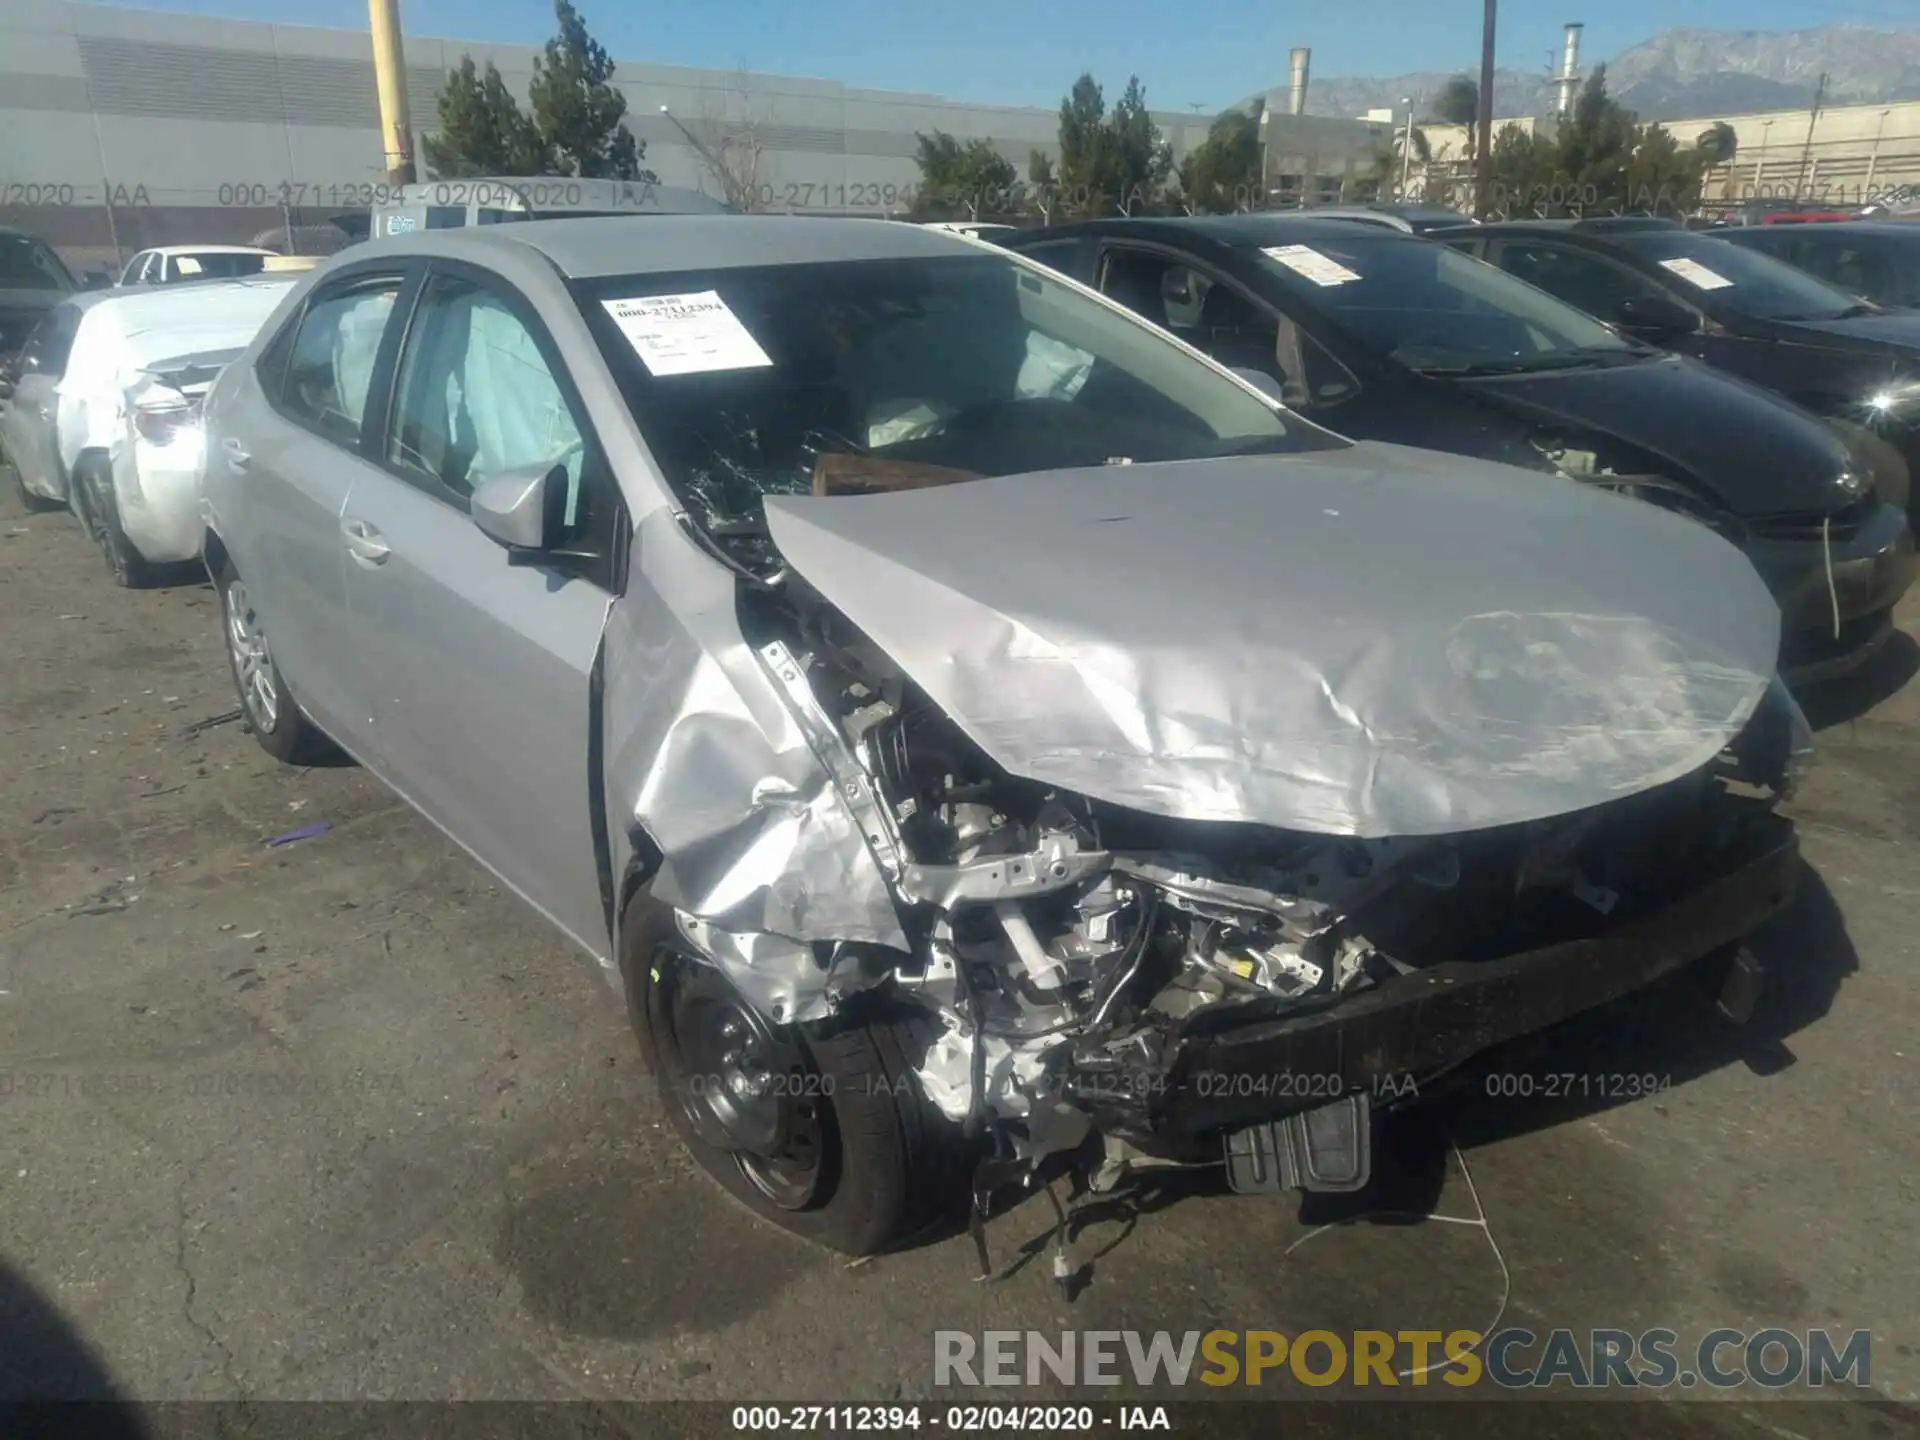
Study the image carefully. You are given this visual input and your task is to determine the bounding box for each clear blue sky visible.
[79,0,1911,109]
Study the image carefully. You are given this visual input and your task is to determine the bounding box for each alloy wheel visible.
[224,580,281,734]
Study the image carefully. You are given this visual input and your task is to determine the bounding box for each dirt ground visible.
[0,474,1915,1434]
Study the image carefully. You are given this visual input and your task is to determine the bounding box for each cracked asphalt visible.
[0,473,1916,1434]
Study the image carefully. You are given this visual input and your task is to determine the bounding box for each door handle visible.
[341,516,391,565]
[222,437,251,472]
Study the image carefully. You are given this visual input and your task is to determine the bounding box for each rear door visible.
[217,264,414,755]
[341,261,623,953]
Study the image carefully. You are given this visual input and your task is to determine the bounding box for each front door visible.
[341,264,622,954]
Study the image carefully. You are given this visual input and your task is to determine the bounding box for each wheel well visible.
[202,527,230,583]
[616,832,666,930]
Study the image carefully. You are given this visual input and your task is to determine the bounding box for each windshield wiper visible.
[1392,346,1619,376]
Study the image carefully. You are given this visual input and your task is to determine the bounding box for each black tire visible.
[620,893,971,1255]
[213,555,332,766]
[72,456,158,588]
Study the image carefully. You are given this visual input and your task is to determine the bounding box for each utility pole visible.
[1797,72,1828,197]
[368,0,416,187]
[1474,0,1496,218]
[1398,96,1414,199]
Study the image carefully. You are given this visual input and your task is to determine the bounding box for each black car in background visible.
[0,228,79,370]
[1719,221,1920,312]
[1004,215,1914,684]
[1433,218,1920,523]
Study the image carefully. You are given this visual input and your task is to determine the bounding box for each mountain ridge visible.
[1298,23,1920,122]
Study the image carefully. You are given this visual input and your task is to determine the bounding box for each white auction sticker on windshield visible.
[1656,257,1734,290]
[1261,244,1362,286]
[601,292,774,376]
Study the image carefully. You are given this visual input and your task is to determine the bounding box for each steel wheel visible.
[660,956,826,1211]
[224,579,282,734]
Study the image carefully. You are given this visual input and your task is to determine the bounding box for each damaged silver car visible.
[197,216,1812,1255]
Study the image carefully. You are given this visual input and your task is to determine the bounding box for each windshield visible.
[1615,231,1869,321]
[175,253,268,280]
[0,234,75,292]
[577,253,1330,545]
[1250,234,1635,374]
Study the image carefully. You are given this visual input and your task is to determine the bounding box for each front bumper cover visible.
[1071,815,1800,1141]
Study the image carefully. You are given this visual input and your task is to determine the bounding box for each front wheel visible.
[73,457,157,588]
[214,556,332,765]
[620,894,971,1255]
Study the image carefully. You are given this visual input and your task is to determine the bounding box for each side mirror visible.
[1617,295,1700,339]
[471,462,566,559]
[1230,366,1286,402]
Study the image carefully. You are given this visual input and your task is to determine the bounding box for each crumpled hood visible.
[1450,354,1852,517]
[763,443,1782,839]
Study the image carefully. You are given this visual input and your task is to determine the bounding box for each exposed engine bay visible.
[647,554,1813,1190]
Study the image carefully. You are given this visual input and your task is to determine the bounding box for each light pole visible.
[1474,0,1496,219]
[1398,95,1414,200]
[368,0,415,186]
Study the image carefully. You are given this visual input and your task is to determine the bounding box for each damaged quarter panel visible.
[764,442,1782,838]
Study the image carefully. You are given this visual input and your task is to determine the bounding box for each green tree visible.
[1027,151,1062,223]
[527,0,653,180]
[1551,66,1637,207]
[1485,122,1553,214]
[910,131,1018,219]
[1109,77,1173,214]
[1176,107,1262,213]
[1056,73,1111,216]
[422,56,545,178]
[1626,122,1705,215]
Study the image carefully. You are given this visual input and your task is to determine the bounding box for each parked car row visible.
[1000,214,1917,685]
[0,273,298,583]
[0,214,1853,1269]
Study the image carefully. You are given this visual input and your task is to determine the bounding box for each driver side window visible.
[387,275,584,501]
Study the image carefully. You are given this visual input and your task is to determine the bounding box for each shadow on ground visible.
[0,1260,146,1437]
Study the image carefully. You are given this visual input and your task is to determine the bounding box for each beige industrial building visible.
[1415,101,1920,208]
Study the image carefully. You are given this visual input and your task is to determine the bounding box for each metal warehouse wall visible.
[0,0,1382,270]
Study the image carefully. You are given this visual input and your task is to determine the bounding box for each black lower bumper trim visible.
[1148,820,1800,1138]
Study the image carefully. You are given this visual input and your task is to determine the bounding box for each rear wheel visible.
[214,555,332,765]
[620,893,970,1255]
[73,456,157,588]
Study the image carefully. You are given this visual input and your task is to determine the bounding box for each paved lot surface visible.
[0,476,1916,1433]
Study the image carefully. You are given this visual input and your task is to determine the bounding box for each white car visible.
[54,278,295,585]
[118,246,278,287]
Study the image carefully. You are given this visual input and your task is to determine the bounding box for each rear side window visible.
[280,277,404,446]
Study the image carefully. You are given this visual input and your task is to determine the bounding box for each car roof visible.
[1013,214,1428,248]
[140,245,280,256]
[342,215,989,278]
[1728,221,1920,240]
